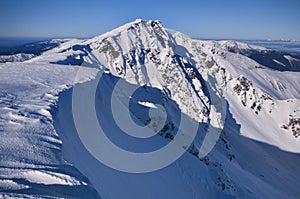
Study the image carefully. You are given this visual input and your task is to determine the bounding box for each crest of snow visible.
[284,55,300,65]
[15,170,83,185]
[0,179,30,190]
[138,101,157,108]
[273,59,286,67]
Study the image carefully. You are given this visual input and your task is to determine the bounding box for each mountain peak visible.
[90,19,165,42]
[127,18,162,26]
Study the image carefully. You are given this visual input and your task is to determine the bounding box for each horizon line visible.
[0,36,299,42]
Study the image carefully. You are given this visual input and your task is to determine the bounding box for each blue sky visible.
[0,0,299,40]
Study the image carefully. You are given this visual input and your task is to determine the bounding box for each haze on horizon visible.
[0,0,299,40]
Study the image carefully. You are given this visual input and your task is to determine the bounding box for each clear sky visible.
[0,0,299,40]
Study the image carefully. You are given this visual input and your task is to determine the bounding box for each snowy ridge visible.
[0,19,299,198]
[0,53,36,63]
[219,40,267,52]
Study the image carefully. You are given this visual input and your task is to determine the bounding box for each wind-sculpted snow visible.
[0,63,101,198]
[0,19,300,199]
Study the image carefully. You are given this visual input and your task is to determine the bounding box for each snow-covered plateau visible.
[0,19,299,198]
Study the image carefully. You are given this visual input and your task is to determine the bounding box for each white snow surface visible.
[0,19,299,198]
[138,101,158,108]
[0,62,99,198]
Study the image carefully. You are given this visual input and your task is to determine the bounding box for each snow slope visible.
[0,19,299,198]
[0,63,101,198]
[174,32,300,152]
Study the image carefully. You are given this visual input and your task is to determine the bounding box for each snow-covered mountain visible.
[0,19,299,198]
[0,39,69,63]
[0,53,36,63]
